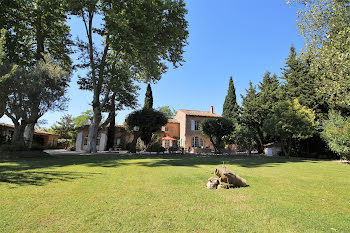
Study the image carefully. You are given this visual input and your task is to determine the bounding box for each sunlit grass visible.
[0,154,349,232]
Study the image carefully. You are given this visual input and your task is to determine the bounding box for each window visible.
[191,120,200,131]
[164,140,170,147]
[165,127,168,131]
[191,136,204,148]
[96,136,100,146]
[83,137,88,146]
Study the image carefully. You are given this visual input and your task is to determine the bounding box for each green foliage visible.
[69,0,188,152]
[144,84,153,109]
[50,115,76,143]
[257,72,280,116]
[126,108,168,151]
[222,76,240,124]
[126,108,167,134]
[281,45,327,118]
[0,0,72,69]
[145,141,165,153]
[232,124,258,153]
[200,117,234,153]
[240,75,279,153]
[321,111,350,159]
[263,99,316,156]
[292,0,350,110]
[157,106,176,119]
[4,54,69,122]
[73,110,93,128]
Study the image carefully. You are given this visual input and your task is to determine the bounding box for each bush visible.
[145,142,165,153]
[321,111,350,160]
[30,143,45,151]
[0,143,26,153]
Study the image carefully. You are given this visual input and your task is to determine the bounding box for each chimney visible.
[210,106,214,114]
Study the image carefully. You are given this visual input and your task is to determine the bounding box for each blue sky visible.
[1,0,304,127]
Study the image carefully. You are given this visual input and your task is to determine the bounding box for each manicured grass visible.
[0,154,349,232]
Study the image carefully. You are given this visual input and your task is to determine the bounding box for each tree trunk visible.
[130,131,141,153]
[209,136,221,154]
[86,107,102,153]
[24,123,35,148]
[106,97,116,151]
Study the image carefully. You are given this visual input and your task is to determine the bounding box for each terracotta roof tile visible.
[0,122,56,136]
[167,119,179,123]
[178,109,222,117]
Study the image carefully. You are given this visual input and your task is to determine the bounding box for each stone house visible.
[0,123,58,148]
[75,106,222,152]
[75,125,133,151]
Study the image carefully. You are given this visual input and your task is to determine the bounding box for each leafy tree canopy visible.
[157,106,177,119]
[200,117,234,153]
[321,111,350,160]
[263,99,316,156]
[125,108,168,152]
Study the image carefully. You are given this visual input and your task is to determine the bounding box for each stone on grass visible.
[206,177,220,189]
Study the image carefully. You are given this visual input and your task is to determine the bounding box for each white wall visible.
[76,132,83,151]
[99,133,107,151]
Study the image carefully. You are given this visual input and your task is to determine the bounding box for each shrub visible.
[145,142,165,153]
[321,111,350,160]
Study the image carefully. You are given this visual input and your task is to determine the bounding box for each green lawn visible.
[0,154,349,232]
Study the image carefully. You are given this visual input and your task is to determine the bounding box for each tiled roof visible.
[0,122,56,136]
[168,119,179,123]
[178,109,222,117]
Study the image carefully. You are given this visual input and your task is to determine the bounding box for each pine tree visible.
[144,84,153,109]
[222,76,240,123]
[241,81,264,153]
[281,45,327,118]
[258,71,280,117]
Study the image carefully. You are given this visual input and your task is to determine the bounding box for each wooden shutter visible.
[191,120,195,131]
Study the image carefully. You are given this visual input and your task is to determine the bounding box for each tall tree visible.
[263,99,316,157]
[144,84,153,109]
[0,0,72,147]
[69,0,188,153]
[222,76,240,124]
[3,56,69,147]
[291,0,350,113]
[281,45,327,118]
[257,71,280,117]
[240,81,264,153]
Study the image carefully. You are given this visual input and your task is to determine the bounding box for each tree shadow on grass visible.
[0,170,101,187]
[0,153,322,187]
[124,155,320,168]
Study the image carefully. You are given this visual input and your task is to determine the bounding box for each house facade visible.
[0,123,58,148]
[75,125,133,151]
[163,107,221,151]
[75,107,222,152]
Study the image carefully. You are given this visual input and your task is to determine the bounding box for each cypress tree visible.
[222,76,240,123]
[144,84,153,109]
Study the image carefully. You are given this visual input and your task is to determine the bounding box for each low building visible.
[75,106,222,152]
[264,142,282,156]
[0,123,58,148]
[75,125,133,151]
